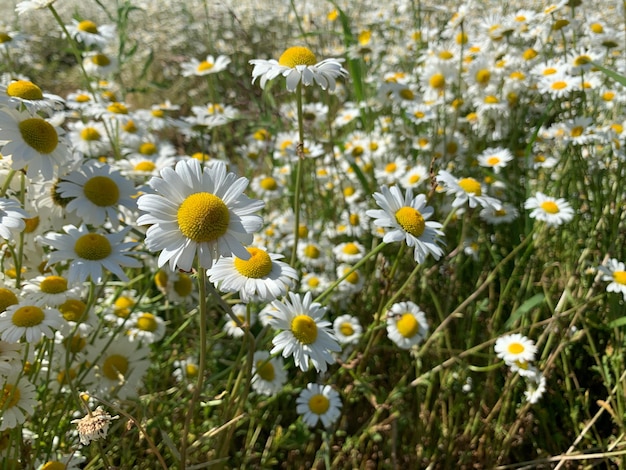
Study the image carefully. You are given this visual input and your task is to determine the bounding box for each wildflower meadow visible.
[1,0,626,467]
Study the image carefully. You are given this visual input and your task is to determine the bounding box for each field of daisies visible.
[1,0,626,467]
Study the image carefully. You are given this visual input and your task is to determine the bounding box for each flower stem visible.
[290,82,306,267]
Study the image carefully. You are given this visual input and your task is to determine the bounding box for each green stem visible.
[290,82,306,267]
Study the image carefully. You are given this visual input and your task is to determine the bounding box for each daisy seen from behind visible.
[137,159,264,272]
[386,301,429,349]
[250,46,348,92]
[598,258,626,300]
[524,192,574,227]
[41,224,141,285]
[365,185,444,264]
[296,383,342,428]
[0,197,28,240]
[269,291,341,373]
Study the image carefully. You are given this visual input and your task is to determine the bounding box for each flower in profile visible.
[66,18,116,48]
[524,192,574,227]
[0,341,22,376]
[0,197,28,240]
[0,374,37,431]
[494,333,537,366]
[524,370,547,404]
[365,185,444,264]
[0,79,64,114]
[0,301,63,343]
[181,54,231,77]
[386,301,429,349]
[296,383,342,428]
[207,246,298,302]
[251,350,287,396]
[137,159,264,271]
[22,274,81,307]
[437,170,502,210]
[71,406,119,445]
[250,46,348,92]
[269,292,341,373]
[479,203,519,225]
[15,0,57,15]
[41,224,141,285]
[598,258,626,300]
[333,314,362,345]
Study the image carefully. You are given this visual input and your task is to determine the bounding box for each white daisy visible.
[365,185,445,264]
[250,46,348,92]
[300,271,331,296]
[524,371,547,404]
[333,241,366,264]
[296,383,342,428]
[333,314,363,345]
[66,19,116,48]
[0,197,28,240]
[479,203,520,225]
[335,264,365,295]
[477,147,514,174]
[386,301,429,349]
[251,350,287,397]
[524,192,574,227]
[437,170,502,210]
[57,162,137,228]
[0,374,37,431]
[41,224,141,285]
[207,247,298,303]
[494,333,537,365]
[0,79,65,114]
[21,274,81,307]
[0,301,63,343]
[126,311,166,344]
[399,164,429,190]
[222,304,256,338]
[269,292,341,373]
[15,0,57,15]
[598,258,626,300]
[83,51,118,77]
[0,341,23,376]
[137,159,264,271]
[181,54,231,77]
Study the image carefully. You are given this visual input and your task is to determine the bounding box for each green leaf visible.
[607,316,626,329]
[592,61,626,87]
[504,293,545,329]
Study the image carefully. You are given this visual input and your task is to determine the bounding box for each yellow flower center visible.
[551,81,567,90]
[438,50,453,60]
[349,213,360,226]
[123,120,137,132]
[56,368,77,385]
[484,95,499,104]
[429,73,445,90]
[134,161,156,172]
[18,118,58,154]
[0,32,11,43]
[342,243,360,255]
[234,247,273,278]
[476,69,491,85]
[307,277,320,288]
[151,109,164,118]
[385,162,397,173]
[574,55,591,67]
[291,314,318,345]
[40,275,68,294]
[611,270,626,285]
[308,394,330,415]
[83,176,120,207]
[298,224,309,238]
[260,177,277,191]
[522,48,538,61]
[345,270,360,284]
[80,127,101,141]
[6,80,43,100]
[63,335,86,353]
[540,201,559,214]
[458,177,482,195]
[102,354,129,380]
[177,192,230,242]
[344,186,356,197]
[0,288,18,312]
[395,206,425,237]
[570,126,584,137]
[339,322,354,337]
[507,342,524,355]
[12,305,44,327]
[0,385,21,410]
[278,46,317,67]
[400,89,415,100]
[197,61,214,72]
[75,93,91,103]
[590,23,604,34]
[486,156,501,166]
[256,359,275,381]
[304,244,320,259]
[174,274,193,297]
[192,152,210,162]
[409,174,421,184]
[136,313,158,332]
[358,30,371,46]
[154,270,168,290]
[59,298,86,322]
[139,142,157,155]
[74,233,112,260]
[396,313,420,338]
[107,102,128,114]
[78,20,99,34]
[185,363,198,377]
[91,53,111,66]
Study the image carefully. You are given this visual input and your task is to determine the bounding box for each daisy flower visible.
[0,302,63,343]
[36,453,86,470]
[494,333,537,366]
[181,54,231,77]
[250,46,348,92]
[0,341,23,376]
[365,185,445,264]
[333,314,363,345]
[269,292,341,373]
[66,19,116,48]
[399,164,429,190]
[57,162,137,228]
[296,383,342,428]
[300,271,331,296]
[251,350,287,397]
[0,79,64,114]
[0,374,37,431]
[173,356,199,389]
[222,304,256,338]
[386,301,429,349]
[0,108,70,180]
[207,247,298,303]
[598,258,626,300]
[41,224,141,285]
[479,203,519,225]
[15,0,57,15]
[477,147,514,174]
[126,311,166,344]
[333,241,366,264]
[524,371,547,404]
[336,264,365,295]
[0,197,28,240]
[83,51,118,77]
[137,159,264,272]
[437,170,502,210]
[21,274,81,307]
[524,192,574,227]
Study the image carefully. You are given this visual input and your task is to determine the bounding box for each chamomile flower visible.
[0,341,22,376]
[524,192,574,227]
[126,311,166,344]
[66,19,116,49]
[365,185,445,264]
[333,241,366,264]
[181,54,231,77]
[83,51,118,77]
[15,0,57,15]
[137,159,264,271]
[437,170,502,210]
[21,274,81,307]
[0,107,70,180]
[386,301,429,349]
[296,383,342,428]
[524,371,547,404]
[598,258,626,300]
[0,374,37,431]
[0,197,28,240]
[333,314,362,345]
[41,224,141,285]
[399,164,429,190]
[297,240,328,269]
[479,203,519,225]
[222,304,256,338]
[0,79,64,114]
[207,247,298,303]
[269,292,341,373]
[57,162,137,228]
[250,46,348,92]
[0,302,63,343]
[300,271,330,296]
[494,333,537,366]
[477,147,514,174]
[36,453,86,470]
[173,356,199,388]
[251,350,287,396]
[336,264,365,295]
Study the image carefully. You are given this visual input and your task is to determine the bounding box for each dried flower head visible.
[71,406,119,445]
